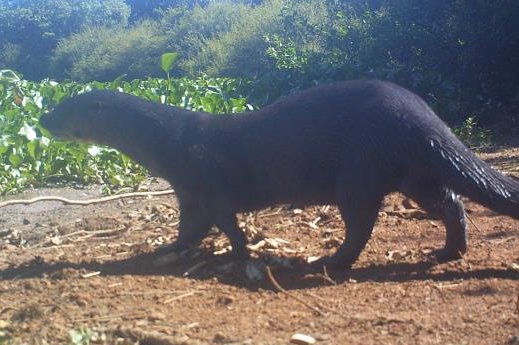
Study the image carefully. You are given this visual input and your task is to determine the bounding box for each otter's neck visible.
[101,105,196,176]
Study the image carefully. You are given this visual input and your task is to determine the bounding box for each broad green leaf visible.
[0,73,249,194]
[160,52,178,74]
[8,153,23,167]
[26,141,38,160]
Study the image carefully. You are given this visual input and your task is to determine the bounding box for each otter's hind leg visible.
[403,181,468,261]
[214,214,249,259]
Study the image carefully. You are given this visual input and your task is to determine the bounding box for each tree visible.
[0,0,130,80]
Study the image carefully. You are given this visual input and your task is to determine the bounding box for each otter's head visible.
[40,90,125,144]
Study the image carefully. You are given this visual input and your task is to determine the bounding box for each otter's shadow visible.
[1,250,517,291]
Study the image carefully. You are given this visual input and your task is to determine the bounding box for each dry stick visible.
[257,208,283,218]
[466,214,482,232]
[322,266,337,285]
[266,268,416,326]
[29,228,126,249]
[73,312,146,323]
[117,290,192,296]
[0,189,175,208]
[516,288,519,315]
[265,266,326,317]
[164,291,199,304]
[266,267,372,321]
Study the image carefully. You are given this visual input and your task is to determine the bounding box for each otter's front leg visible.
[154,201,211,262]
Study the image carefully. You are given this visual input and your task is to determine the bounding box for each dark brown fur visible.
[40,80,519,269]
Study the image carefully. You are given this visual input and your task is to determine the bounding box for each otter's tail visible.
[432,138,519,219]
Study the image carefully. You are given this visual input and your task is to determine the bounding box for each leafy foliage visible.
[69,328,94,345]
[453,117,491,148]
[160,0,253,75]
[182,0,284,77]
[0,0,130,80]
[52,20,167,82]
[1,0,519,127]
[0,70,252,195]
[160,52,179,75]
[126,0,212,23]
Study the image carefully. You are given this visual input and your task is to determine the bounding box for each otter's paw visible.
[153,242,200,267]
[433,247,465,263]
[153,250,189,267]
[309,255,352,271]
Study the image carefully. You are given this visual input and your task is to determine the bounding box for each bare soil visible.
[1,148,519,345]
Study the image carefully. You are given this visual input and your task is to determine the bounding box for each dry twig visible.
[265,266,326,316]
[0,189,174,208]
[81,271,101,279]
[466,214,482,232]
[164,291,199,304]
[515,287,519,315]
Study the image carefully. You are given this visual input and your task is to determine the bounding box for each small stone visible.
[216,295,234,306]
[148,311,166,321]
[290,333,316,345]
[213,332,229,343]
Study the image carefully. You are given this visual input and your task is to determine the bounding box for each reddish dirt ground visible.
[0,148,518,345]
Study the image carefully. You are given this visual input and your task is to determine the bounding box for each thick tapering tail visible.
[433,139,519,219]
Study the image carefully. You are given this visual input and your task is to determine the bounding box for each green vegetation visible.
[2,1,518,126]
[0,0,518,194]
[0,69,252,195]
[69,328,94,345]
[0,0,130,80]
[52,20,167,82]
[453,117,491,148]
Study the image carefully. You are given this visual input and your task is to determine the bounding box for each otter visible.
[39,80,519,269]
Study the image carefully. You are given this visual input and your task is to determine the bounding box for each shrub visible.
[126,0,212,23]
[0,0,130,80]
[160,1,251,75]
[52,21,167,82]
[260,0,519,125]
[0,42,21,70]
[176,0,284,77]
[352,1,519,124]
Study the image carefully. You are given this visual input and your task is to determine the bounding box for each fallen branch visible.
[164,291,199,304]
[72,312,146,323]
[265,266,326,316]
[466,214,482,233]
[0,189,174,208]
